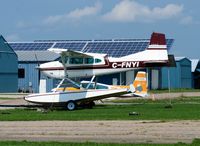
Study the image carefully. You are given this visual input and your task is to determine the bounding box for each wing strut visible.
[55,51,81,90]
[65,78,80,88]
[52,78,66,92]
[86,75,96,89]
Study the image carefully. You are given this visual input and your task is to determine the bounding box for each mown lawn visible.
[149,88,200,93]
[1,96,200,121]
[0,139,200,146]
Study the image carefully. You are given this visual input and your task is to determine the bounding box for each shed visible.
[0,35,18,92]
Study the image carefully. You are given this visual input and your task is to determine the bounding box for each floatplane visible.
[24,32,172,110]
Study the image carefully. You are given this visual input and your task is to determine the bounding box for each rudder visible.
[129,71,148,97]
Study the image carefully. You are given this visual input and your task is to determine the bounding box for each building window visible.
[18,68,25,78]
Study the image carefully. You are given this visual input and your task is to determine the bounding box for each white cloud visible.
[43,2,102,25]
[102,0,183,22]
[180,16,193,25]
[5,34,20,41]
[68,2,102,19]
[43,15,64,25]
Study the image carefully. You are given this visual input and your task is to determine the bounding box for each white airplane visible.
[24,71,148,110]
[39,32,170,79]
[24,32,172,110]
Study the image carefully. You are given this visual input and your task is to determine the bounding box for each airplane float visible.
[24,32,172,110]
[25,71,148,110]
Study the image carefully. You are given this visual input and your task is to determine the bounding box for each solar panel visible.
[9,43,54,51]
[53,42,86,51]
[82,39,173,57]
[8,39,174,57]
[83,42,145,57]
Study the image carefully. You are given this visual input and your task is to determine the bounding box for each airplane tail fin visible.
[129,71,148,97]
[147,32,167,50]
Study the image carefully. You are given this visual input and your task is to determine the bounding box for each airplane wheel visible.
[67,101,76,111]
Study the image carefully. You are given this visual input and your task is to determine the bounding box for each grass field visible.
[0,139,200,146]
[1,96,200,121]
[149,89,200,93]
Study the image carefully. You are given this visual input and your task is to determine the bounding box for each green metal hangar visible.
[0,35,18,92]
[8,38,176,93]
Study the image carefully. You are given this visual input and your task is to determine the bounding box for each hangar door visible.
[151,70,159,89]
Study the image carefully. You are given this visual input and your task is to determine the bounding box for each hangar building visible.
[0,35,18,92]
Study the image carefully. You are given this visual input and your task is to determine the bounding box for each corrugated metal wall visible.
[18,63,54,93]
[18,63,39,93]
[180,59,192,88]
[0,36,18,92]
[161,58,192,89]
[161,65,181,89]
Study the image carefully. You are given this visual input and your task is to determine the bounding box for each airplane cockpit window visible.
[81,83,95,89]
[70,58,83,64]
[95,58,102,63]
[59,56,68,64]
[85,58,94,64]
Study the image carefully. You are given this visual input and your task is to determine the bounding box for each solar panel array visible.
[8,39,174,57]
[53,42,86,51]
[9,43,54,51]
[84,42,149,57]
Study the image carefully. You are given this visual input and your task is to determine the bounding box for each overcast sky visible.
[0,0,199,58]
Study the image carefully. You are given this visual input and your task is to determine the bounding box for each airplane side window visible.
[70,58,83,64]
[85,58,94,64]
[95,58,102,63]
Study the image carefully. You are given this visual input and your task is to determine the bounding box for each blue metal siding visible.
[96,73,120,85]
[18,63,56,93]
[161,58,192,89]
[18,63,39,93]
[161,65,181,89]
[0,36,18,93]
[0,73,18,92]
[180,59,192,88]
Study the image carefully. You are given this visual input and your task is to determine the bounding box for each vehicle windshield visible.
[81,83,108,89]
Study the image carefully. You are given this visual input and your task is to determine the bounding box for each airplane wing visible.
[48,48,93,58]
